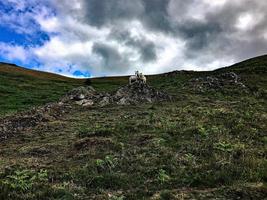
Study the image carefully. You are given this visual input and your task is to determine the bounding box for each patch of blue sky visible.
[73,70,91,78]
[0,1,53,46]
[0,54,41,69]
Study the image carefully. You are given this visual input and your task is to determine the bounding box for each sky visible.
[0,0,267,77]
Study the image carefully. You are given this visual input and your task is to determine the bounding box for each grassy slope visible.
[0,56,267,199]
[0,63,86,115]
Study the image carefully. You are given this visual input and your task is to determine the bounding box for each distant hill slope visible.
[213,55,267,93]
[0,63,85,115]
[0,63,131,116]
[216,54,267,73]
[0,62,81,81]
[1,54,267,116]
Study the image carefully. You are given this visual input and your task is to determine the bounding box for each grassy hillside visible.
[1,55,267,116]
[0,57,267,199]
[217,54,267,73]
[0,63,86,116]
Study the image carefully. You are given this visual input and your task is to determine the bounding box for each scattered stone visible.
[186,72,247,92]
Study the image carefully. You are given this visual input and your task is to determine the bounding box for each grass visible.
[0,63,127,116]
[0,63,85,116]
[0,56,267,199]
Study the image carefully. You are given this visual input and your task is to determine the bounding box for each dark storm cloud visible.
[141,0,172,32]
[165,0,267,63]
[92,42,129,71]
[109,29,157,62]
[82,0,173,32]
[82,0,144,27]
[140,42,157,62]
[178,20,223,51]
[126,37,157,63]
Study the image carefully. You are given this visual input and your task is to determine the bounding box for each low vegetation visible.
[0,56,266,199]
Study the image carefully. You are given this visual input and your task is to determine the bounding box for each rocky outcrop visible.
[186,72,247,92]
[62,82,171,106]
[113,82,171,105]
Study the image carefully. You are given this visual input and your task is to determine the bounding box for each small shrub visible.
[0,168,49,199]
[184,153,196,165]
[214,142,233,152]
[157,169,170,184]
[197,125,209,137]
[0,169,48,192]
[96,155,118,173]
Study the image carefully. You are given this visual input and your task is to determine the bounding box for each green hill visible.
[217,54,267,73]
[0,62,85,115]
[0,56,266,199]
[1,55,267,116]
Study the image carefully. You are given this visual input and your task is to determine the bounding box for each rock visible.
[76,99,87,105]
[117,97,128,105]
[99,97,110,107]
[82,100,94,107]
[74,94,85,101]
[63,82,171,107]
[186,72,247,92]
[113,82,171,105]
[58,102,64,106]
[75,99,94,106]
[61,86,96,102]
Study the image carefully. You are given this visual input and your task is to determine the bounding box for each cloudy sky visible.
[0,0,267,77]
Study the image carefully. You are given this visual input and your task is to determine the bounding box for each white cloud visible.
[235,13,255,31]
[34,37,91,59]
[0,42,30,62]
[36,15,59,33]
[202,0,228,7]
